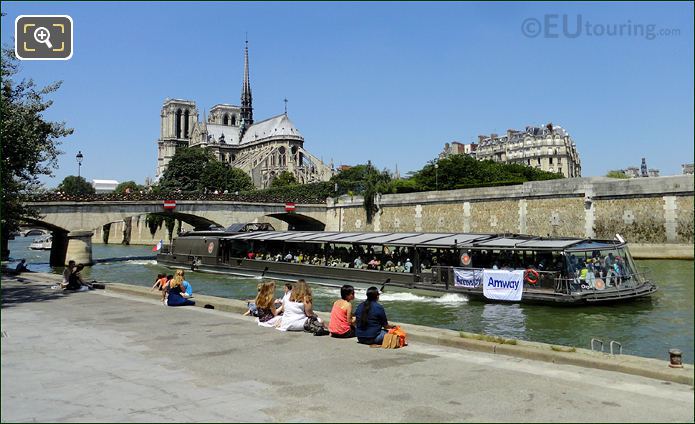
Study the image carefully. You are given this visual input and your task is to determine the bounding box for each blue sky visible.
[1,1,693,186]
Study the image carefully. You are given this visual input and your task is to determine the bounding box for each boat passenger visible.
[354,286,393,345]
[167,269,195,307]
[329,285,356,338]
[278,280,323,332]
[404,259,413,273]
[353,256,363,269]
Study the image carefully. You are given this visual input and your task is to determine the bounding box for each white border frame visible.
[15,14,74,61]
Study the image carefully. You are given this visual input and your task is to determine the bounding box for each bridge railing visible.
[22,191,330,204]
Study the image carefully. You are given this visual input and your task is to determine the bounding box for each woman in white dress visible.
[278,280,320,331]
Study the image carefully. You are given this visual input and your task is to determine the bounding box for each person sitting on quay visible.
[256,281,282,327]
[274,282,293,315]
[278,280,324,332]
[15,259,31,273]
[244,283,263,316]
[354,286,394,345]
[160,274,174,303]
[61,260,76,288]
[329,285,356,339]
[150,273,167,291]
[65,264,93,291]
[166,269,195,307]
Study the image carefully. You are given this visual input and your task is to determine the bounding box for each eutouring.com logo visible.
[521,14,680,40]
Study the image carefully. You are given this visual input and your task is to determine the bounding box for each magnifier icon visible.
[33,27,53,49]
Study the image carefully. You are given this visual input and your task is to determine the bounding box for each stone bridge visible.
[21,200,327,266]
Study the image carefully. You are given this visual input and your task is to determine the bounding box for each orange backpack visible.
[382,326,407,349]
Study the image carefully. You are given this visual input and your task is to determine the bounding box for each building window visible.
[549,157,553,165]
[231,115,237,126]
[175,109,182,138]
[223,114,229,125]
[537,158,541,165]
[184,110,190,138]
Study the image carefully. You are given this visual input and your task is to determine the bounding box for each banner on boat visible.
[482,269,524,301]
[453,268,483,288]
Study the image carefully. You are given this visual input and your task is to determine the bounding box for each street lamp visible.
[435,162,439,191]
[76,151,84,178]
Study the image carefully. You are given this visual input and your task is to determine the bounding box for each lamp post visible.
[435,162,439,191]
[76,151,83,178]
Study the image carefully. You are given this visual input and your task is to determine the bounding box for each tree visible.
[199,161,254,193]
[57,175,95,195]
[159,148,212,192]
[330,161,392,223]
[606,170,629,179]
[409,154,562,191]
[114,180,143,194]
[1,46,73,258]
[270,170,298,188]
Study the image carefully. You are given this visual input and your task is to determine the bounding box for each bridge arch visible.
[265,213,325,231]
[99,211,223,233]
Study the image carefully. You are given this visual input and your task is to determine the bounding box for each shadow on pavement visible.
[1,279,68,309]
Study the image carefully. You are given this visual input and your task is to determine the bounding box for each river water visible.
[6,237,693,363]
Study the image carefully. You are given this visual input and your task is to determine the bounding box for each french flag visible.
[152,240,163,252]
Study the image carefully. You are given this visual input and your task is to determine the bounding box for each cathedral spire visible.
[240,37,253,130]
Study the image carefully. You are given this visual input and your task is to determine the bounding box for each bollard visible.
[668,349,683,368]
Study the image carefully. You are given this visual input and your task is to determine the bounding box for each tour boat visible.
[156,227,657,305]
[29,235,52,250]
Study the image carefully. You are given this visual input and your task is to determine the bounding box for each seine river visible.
[7,237,693,363]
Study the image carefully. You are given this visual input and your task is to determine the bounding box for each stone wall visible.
[326,176,694,245]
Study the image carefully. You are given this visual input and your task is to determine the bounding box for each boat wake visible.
[314,286,468,304]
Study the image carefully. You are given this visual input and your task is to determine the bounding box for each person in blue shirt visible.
[354,286,394,345]
[181,279,193,297]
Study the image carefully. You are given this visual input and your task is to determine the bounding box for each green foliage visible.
[331,162,392,223]
[250,182,335,203]
[145,214,164,237]
[114,180,143,194]
[57,175,95,195]
[199,161,254,193]
[159,148,213,192]
[270,170,298,188]
[159,148,253,193]
[330,162,392,196]
[145,213,177,238]
[388,178,419,194]
[606,170,629,179]
[409,154,563,191]
[1,46,73,254]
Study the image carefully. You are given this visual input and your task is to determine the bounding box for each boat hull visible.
[156,254,657,306]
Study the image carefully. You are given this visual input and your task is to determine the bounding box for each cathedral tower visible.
[240,39,253,132]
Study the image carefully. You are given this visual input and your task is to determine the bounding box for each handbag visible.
[386,326,407,348]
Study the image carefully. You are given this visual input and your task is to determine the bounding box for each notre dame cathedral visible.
[156,42,334,188]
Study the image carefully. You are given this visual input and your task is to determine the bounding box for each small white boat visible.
[29,235,52,250]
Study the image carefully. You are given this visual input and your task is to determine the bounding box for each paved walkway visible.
[1,276,693,422]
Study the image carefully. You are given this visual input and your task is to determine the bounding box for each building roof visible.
[240,114,303,144]
[207,123,242,145]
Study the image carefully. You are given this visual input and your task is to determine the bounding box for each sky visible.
[1,1,693,186]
